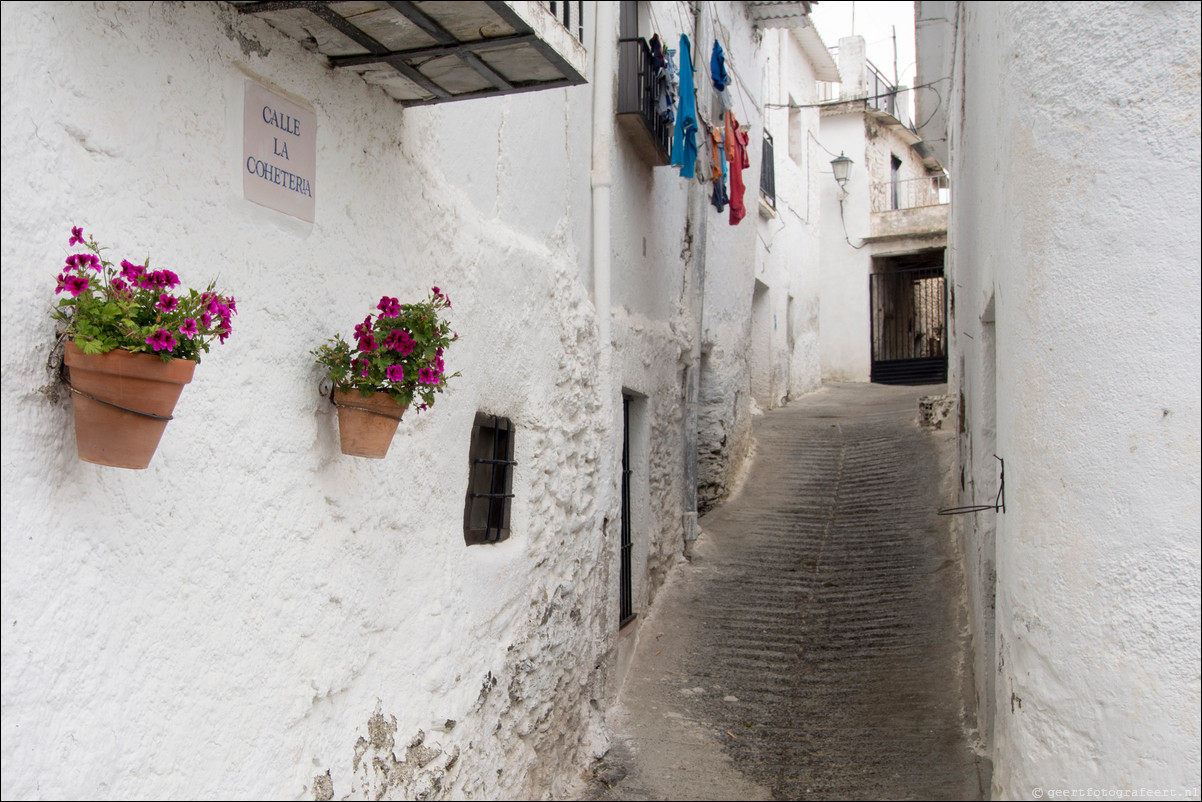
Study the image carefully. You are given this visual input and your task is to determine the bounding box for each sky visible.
[809,1,917,88]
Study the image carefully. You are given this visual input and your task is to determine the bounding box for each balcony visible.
[616,36,671,165]
[868,174,949,241]
[231,1,588,106]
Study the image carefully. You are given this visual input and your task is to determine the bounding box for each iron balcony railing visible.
[865,60,897,118]
[760,130,776,209]
[540,1,584,42]
[871,174,950,213]
[617,36,672,163]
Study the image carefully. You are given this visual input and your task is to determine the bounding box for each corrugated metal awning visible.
[231,1,588,106]
[745,1,814,28]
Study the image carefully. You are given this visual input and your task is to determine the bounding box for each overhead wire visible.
[764,77,952,110]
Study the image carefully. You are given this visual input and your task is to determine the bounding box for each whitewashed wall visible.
[1,2,828,799]
[818,109,873,382]
[0,3,614,799]
[760,26,826,405]
[937,1,1202,796]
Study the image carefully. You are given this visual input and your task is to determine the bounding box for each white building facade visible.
[916,1,1201,796]
[818,35,949,386]
[0,2,831,798]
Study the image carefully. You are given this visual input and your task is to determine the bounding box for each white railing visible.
[871,174,949,213]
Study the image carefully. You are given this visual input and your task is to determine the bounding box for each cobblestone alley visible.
[579,382,988,801]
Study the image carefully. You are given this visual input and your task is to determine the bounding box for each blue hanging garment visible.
[670,34,698,179]
[711,39,729,92]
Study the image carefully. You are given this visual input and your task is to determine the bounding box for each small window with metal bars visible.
[463,413,516,546]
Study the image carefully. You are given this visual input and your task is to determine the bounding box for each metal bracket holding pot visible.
[52,334,174,421]
[326,384,406,420]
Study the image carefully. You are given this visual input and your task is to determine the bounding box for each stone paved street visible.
[579,382,988,801]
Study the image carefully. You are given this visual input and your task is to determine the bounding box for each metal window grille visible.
[463,413,516,545]
[619,395,635,627]
[760,130,776,209]
[543,1,585,42]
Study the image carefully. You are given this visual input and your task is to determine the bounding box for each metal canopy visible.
[231,1,588,106]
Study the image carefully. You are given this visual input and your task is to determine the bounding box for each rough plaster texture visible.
[931,2,1202,796]
[0,3,610,799]
[1,2,829,798]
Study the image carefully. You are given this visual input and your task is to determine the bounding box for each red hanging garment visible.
[724,111,750,225]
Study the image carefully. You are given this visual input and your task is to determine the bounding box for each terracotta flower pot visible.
[63,342,196,469]
[333,388,408,458]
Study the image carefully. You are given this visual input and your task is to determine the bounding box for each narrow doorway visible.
[620,393,635,627]
[869,249,947,384]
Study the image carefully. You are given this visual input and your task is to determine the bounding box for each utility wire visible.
[765,77,951,110]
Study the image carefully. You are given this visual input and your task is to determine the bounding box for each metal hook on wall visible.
[938,455,1005,516]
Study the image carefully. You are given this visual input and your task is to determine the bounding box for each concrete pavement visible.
[578,382,988,801]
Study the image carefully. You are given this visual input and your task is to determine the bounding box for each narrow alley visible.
[581,382,987,801]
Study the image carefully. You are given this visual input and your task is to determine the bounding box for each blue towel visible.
[671,34,698,179]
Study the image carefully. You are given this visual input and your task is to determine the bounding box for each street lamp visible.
[831,153,853,190]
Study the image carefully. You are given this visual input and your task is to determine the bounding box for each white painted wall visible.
[930,1,1202,795]
[818,35,946,385]
[1,3,832,798]
[818,109,873,382]
[760,25,829,404]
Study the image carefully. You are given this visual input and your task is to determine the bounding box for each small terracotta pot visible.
[333,389,408,458]
[63,342,196,469]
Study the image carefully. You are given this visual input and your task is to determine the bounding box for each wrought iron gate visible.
[869,267,947,384]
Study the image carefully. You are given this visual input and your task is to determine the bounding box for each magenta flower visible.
[200,312,213,329]
[357,358,371,378]
[64,275,90,296]
[432,286,441,296]
[385,365,404,382]
[356,332,377,352]
[110,277,131,296]
[354,316,373,340]
[65,253,100,272]
[179,318,199,339]
[384,329,416,356]
[418,367,439,385]
[217,326,231,344]
[377,296,401,318]
[145,328,177,352]
[69,226,84,246]
[156,294,179,313]
[120,259,144,282]
[145,269,179,289]
[54,273,68,295]
[225,296,237,314]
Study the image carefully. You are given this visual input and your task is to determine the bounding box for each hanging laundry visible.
[670,34,698,179]
[656,39,678,136]
[710,40,729,92]
[650,33,665,72]
[709,123,729,212]
[724,110,750,225]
